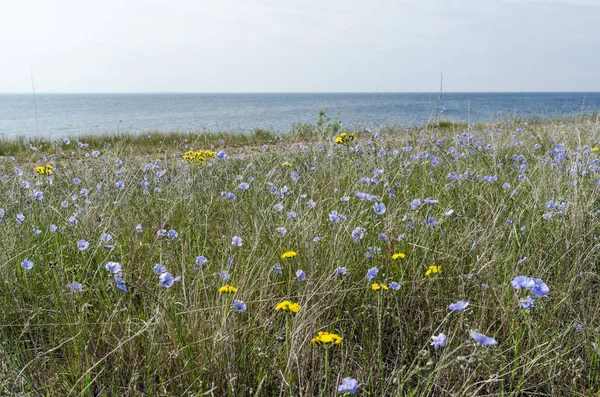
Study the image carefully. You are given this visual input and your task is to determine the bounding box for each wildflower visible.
[444,209,455,216]
[77,239,89,251]
[276,227,287,235]
[153,264,167,274]
[334,132,356,145]
[373,202,386,215]
[115,181,125,189]
[287,211,297,218]
[531,278,550,297]
[389,282,401,291]
[49,224,57,232]
[425,265,441,276]
[281,162,293,167]
[68,282,83,293]
[218,285,238,293]
[366,267,378,281]
[21,258,34,270]
[470,330,497,346]
[273,263,283,274]
[392,253,405,260]
[136,224,143,233]
[352,227,365,242]
[329,210,346,223]
[307,199,316,208]
[426,216,437,227]
[520,296,536,309]
[105,262,122,273]
[448,300,469,311]
[295,269,306,280]
[100,233,112,243]
[336,267,348,276]
[114,275,127,292]
[232,300,247,312]
[195,256,208,266]
[273,203,283,211]
[231,236,243,246]
[159,272,181,288]
[219,270,231,281]
[311,331,343,346]
[168,229,178,239]
[511,275,535,290]
[430,333,447,349]
[337,377,358,394]
[410,198,421,210]
[238,182,250,190]
[275,300,301,313]
[281,251,297,259]
[36,166,45,175]
[371,283,389,291]
[17,213,25,224]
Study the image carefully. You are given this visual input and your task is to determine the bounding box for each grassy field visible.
[1,116,600,396]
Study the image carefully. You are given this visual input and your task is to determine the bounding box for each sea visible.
[0,92,598,138]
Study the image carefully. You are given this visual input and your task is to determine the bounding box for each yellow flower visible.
[561,131,568,135]
[371,283,389,291]
[425,266,441,276]
[281,251,297,259]
[593,147,599,152]
[281,162,294,167]
[275,300,301,313]
[334,132,357,145]
[45,164,53,174]
[392,253,406,260]
[36,166,45,175]
[311,331,343,346]
[218,285,238,293]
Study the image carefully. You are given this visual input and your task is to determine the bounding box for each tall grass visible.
[1,117,600,395]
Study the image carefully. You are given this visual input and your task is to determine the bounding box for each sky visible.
[0,0,599,93]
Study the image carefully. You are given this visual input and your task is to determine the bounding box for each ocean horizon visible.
[1,92,599,138]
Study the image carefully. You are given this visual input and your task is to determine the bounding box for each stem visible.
[322,348,329,397]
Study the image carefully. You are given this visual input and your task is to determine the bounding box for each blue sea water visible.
[0,92,598,138]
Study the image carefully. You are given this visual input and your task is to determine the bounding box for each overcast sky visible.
[1,0,598,93]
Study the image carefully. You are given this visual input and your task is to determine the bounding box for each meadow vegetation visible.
[1,116,600,395]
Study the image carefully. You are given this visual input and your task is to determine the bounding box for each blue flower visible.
[470,330,497,346]
[276,227,287,235]
[21,258,34,270]
[366,267,378,281]
[101,233,112,243]
[424,198,439,205]
[389,282,401,291]
[49,224,57,232]
[448,300,469,311]
[73,178,81,185]
[159,272,181,288]
[238,182,250,190]
[136,224,143,233]
[295,269,306,280]
[231,236,243,246]
[219,270,231,281]
[287,211,297,219]
[77,239,89,251]
[520,296,536,309]
[69,282,83,292]
[511,276,535,290]
[273,203,283,212]
[378,233,387,240]
[373,202,386,215]
[195,256,208,266]
[336,267,348,276]
[16,213,25,224]
[430,333,447,349]
[232,299,247,312]
[426,217,437,227]
[352,227,365,242]
[410,199,421,210]
[307,200,316,208]
[337,377,358,394]
[116,181,125,189]
[168,229,178,239]
[114,274,127,292]
[273,263,283,274]
[329,211,346,223]
[153,264,167,274]
[502,183,511,189]
[216,151,227,159]
[531,278,550,297]
[105,262,122,273]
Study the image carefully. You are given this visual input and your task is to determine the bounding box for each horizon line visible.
[0,91,599,95]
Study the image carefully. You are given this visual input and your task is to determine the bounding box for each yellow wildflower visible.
[281,162,294,167]
[334,132,357,145]
[275,300,301,313]
[371,283,389,291]
[392,253,406,260]
[45,164,53,174]
[593,147,599,152]
[218,285,238,293]
[36,166,45,175]
[311,331,343,346]
[281,251,297,259]
[425,266,441,276]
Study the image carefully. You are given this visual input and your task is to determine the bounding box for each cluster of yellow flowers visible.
[218,285,238,293]
[425,266,441,276]
[392,252,406,260]
[371,283,389,291]
[281,251,297,259]
[183,150,216,165]
[275,300,301,313]
[311,331,343,346]
[334,132,356,145]
[35,164,53,175]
